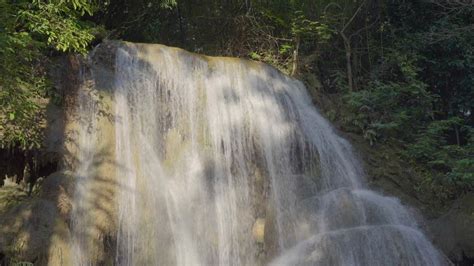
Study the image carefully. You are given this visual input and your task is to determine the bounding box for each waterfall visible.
[70,64,100,265]
[71,42,449,265]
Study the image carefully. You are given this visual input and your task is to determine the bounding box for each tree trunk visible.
[341,32,354,91]
[177,3,186,45]
[291,35,300,77]
[454,124,461,145]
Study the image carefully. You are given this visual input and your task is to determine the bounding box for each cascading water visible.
[70,65,100,266]
[71,42,449,265]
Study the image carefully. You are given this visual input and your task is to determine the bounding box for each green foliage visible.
[407,119,474,190]
[159,0,177,9]
[0,0,98,149]
[343,45,473,193]
[95,0,177,42]
[344,50,433,142]
[339,1,474,195]
[1,3,43,149]
[448,157,474,188]
[18,0,96,53]
[239,7,333,73]
[293,14,332,42]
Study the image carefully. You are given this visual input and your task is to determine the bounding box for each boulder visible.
[430,193,474,262]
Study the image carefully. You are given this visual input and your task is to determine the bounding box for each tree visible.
[0,0,98,149]
[322,0,380,91]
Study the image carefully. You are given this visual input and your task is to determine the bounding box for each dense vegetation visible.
[0,0,472,200]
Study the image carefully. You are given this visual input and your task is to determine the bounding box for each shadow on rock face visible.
[430,193,474,264]
[0,171,73,265]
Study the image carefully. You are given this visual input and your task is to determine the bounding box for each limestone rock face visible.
[430,194,474,262]
[0,45,119,264]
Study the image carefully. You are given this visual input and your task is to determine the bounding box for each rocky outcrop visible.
[0,171,74,265]
[0,43,119,265]
[430,194,474,264]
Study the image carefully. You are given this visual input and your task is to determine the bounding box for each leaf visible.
[249,52,261,60]
[9,113,15,120]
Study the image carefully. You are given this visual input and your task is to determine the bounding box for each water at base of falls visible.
[70,42,450,266]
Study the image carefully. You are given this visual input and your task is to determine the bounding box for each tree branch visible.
[342,0,367,33]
